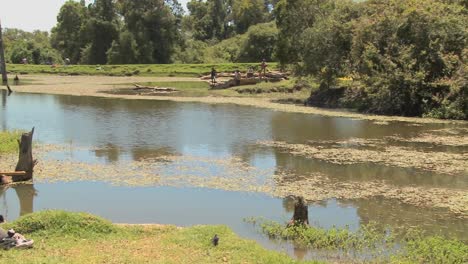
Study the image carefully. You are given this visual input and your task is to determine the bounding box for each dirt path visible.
[2,74,466,124]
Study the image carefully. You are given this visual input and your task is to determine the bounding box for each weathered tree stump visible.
[15,128,36,181]
[289,196,309,226]
[0,128,36,184]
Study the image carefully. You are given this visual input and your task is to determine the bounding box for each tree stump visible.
[0,128,36,184]
[289,196,309,226]
[15,128,36,181]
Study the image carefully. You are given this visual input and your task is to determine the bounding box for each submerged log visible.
[0,128,37,185]
[289,196,309,226]
[133,84,178,92]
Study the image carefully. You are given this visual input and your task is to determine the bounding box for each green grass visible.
[0,211,321,264]
[248,218,468,264]
[0,131,21,154]
[7,63,279,77]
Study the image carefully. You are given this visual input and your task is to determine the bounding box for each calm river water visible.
[1,90,467,259]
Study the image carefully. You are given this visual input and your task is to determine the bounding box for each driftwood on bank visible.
[133,84,178,92]
[204,70,290,90]
[201,71,290,81]
[0,171,27,176]
[0,128,37,185]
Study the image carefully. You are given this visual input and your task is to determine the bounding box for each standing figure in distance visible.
[210,67,217,86]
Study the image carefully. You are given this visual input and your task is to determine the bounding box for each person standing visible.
[234,70,241,86]
[260,59,268,79]
[210,67,217,85]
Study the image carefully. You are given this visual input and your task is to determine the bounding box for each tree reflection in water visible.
[0,183,36,219]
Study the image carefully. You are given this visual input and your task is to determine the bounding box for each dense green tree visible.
[107,31,139,64]
[185,0,233,41]
[348,0,467,118]
[274,0,333,64]
[51,1,87,63]
[232,0,269,34]
[172,39,208,63]
[239,22,278,62]
[118,0,181,63]
[299,1,357,88]
[80,0,119,64]
[185,0,213,41]
[4,29,62,64]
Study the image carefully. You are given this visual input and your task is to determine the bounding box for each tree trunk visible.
[0,19,7,85]
[290,196,309,226]
[14,128,36,182]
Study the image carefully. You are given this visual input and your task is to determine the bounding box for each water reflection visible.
[0,184,36,219]
[271,152,468,189]
[1,92,467,243]
[348,198,468,241]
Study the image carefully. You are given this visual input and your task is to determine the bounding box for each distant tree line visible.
[2,0,466,119]
[47,0,279,65]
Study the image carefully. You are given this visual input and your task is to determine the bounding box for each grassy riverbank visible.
[0,131,21,154]
[0,211,318,264]
[6,63,279,77]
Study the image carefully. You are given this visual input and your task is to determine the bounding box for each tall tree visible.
[107,31,139,64]
[51,1,87,63]
[80,0,119,64]
[185,0,232,41]
[232,0,268,34]
[118,0,181,63]
[274,0,333,64]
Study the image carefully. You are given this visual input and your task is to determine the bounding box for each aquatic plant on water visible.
[245,218,468,263]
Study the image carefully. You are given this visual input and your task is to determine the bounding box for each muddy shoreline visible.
[1,142,466,219]
[2,75,467,124]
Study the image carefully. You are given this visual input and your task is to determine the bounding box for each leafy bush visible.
[0,131,21,154]
[5,210,116,237]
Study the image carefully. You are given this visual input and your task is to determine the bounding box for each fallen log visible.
[133,84,178,92]
[0,171,27,176]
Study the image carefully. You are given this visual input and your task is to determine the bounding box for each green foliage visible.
[185,0,234,41]
[348,0,467,118]
[254,218,391,251]
[275,0,333,64]
[172,39,209,64]
[107,31,139,64]
[4,29,62,64]
[249,218,468,263]
[50,1,87,63]
[118,0,180,63]
[232,0,269,34]
[0,131,21,154]
[204,35,247,63]
[4,210,116,237]
[182,22,278,63]
[392,230,468,264]
[239,22,278,62]
[277,0,467,119]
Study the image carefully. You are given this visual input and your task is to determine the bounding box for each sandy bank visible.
[3,75,466,124]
